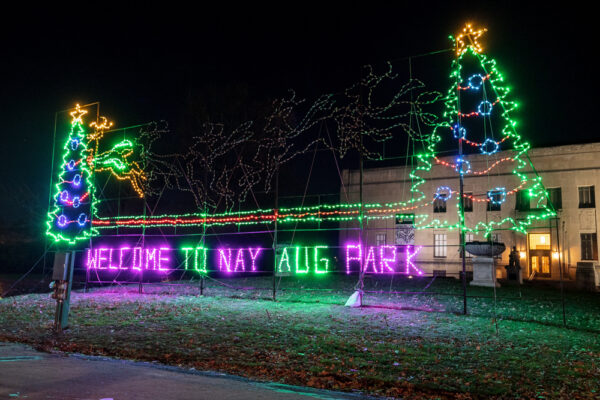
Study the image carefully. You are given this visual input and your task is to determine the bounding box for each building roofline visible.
[343,141,600,174]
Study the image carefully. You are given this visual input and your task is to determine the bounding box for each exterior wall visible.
[340,142,600,280]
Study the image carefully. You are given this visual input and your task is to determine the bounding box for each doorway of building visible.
[529,233,551,278]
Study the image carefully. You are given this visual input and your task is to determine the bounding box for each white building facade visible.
[340,142,600,281]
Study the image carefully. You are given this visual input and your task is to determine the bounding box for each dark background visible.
[0,2,596,269]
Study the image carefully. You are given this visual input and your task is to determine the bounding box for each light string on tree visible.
[47,104,161,244]
[46,104,97,244]
[406,22,555,236]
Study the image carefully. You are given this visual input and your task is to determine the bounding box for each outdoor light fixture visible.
[520,251,526,259]
[552,251,559,260]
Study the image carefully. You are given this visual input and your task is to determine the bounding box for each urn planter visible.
[465,241,506,287]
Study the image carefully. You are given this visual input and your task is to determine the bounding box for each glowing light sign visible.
[346,244,423,275]
[86,246,171,272]
[86,243,423,276]
[276,246,330,275]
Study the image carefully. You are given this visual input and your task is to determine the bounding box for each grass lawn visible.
[1,275,599,399]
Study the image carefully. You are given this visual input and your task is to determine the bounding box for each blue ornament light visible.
[478,100,493,116]
[70,139,80,150]
[67,160,76,171]
[488,187,507,204]
[57,214,68,228]
[480,138,499,155]
[452,124,466,139]
[77,213,87,227]
[73,174,81,187]
[455,157,471,175]
[434,186,453,201]
[468,74,484,90]
[72,196,80,208]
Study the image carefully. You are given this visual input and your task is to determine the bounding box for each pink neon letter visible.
[119,247,130,269]
[234,249,245,272]
[158,247,170,272]
[405,246,423,275]
[218,248,232,272]
[108,248,118,270]
[132,247,142,271]
[248,248,261,271]
[97,248,108,270]
[379,245,396,273]
[346,244,362,274]
[86,248,98,269]
[364,246,377,273]
[145,248,157,270]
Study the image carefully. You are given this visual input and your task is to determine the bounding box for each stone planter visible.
[465,241,506,257]
[465,241,506,288]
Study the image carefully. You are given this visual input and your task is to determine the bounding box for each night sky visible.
[0,3,596,228]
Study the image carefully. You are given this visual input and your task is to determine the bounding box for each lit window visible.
[529,233,550,250]
[376,234,386,246]
[434,234,447,258]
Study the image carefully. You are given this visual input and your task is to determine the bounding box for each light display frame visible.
[48,24,558,289]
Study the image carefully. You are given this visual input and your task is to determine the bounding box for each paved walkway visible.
[0,342,367,400]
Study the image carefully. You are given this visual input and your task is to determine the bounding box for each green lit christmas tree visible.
[408,23,556,235]
[46,104,97,245]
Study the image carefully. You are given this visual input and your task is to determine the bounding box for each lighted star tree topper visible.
[409,23,556,235]
[46,104,97,245]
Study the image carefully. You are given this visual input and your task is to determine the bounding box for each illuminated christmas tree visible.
[46,104,97,245]
[410,24,555,235]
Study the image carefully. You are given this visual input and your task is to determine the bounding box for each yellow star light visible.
[70,104,88,124]
[455,23,487,56]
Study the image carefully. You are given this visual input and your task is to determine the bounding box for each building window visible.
[433,197,446,213]
[547,187,562,210]
[515,190,530,211]
[465,233,474,258]
[581,233,598,260]
[491,233,502,259]
[529,233,551,250]
[434,234,447,258]
[463,193,473,212]
[579,186,595,208]
[487,192,502,212]
[376,233,386,246]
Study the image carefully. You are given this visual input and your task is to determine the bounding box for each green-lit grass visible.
[1,276,599,399]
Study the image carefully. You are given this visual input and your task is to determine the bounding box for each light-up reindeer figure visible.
[87,117,147,198]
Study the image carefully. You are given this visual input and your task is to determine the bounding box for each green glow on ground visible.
[1,277,599,398]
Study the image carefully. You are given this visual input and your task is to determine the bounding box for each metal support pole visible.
[358,144,365,292]
[52,251,75,332]
[139,197,145,295]
[555,217,567,327]
[459,139,468,315]
[272,163,279,301]
[202,170,208,296]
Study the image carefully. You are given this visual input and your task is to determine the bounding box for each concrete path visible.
[0,342,367,400]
